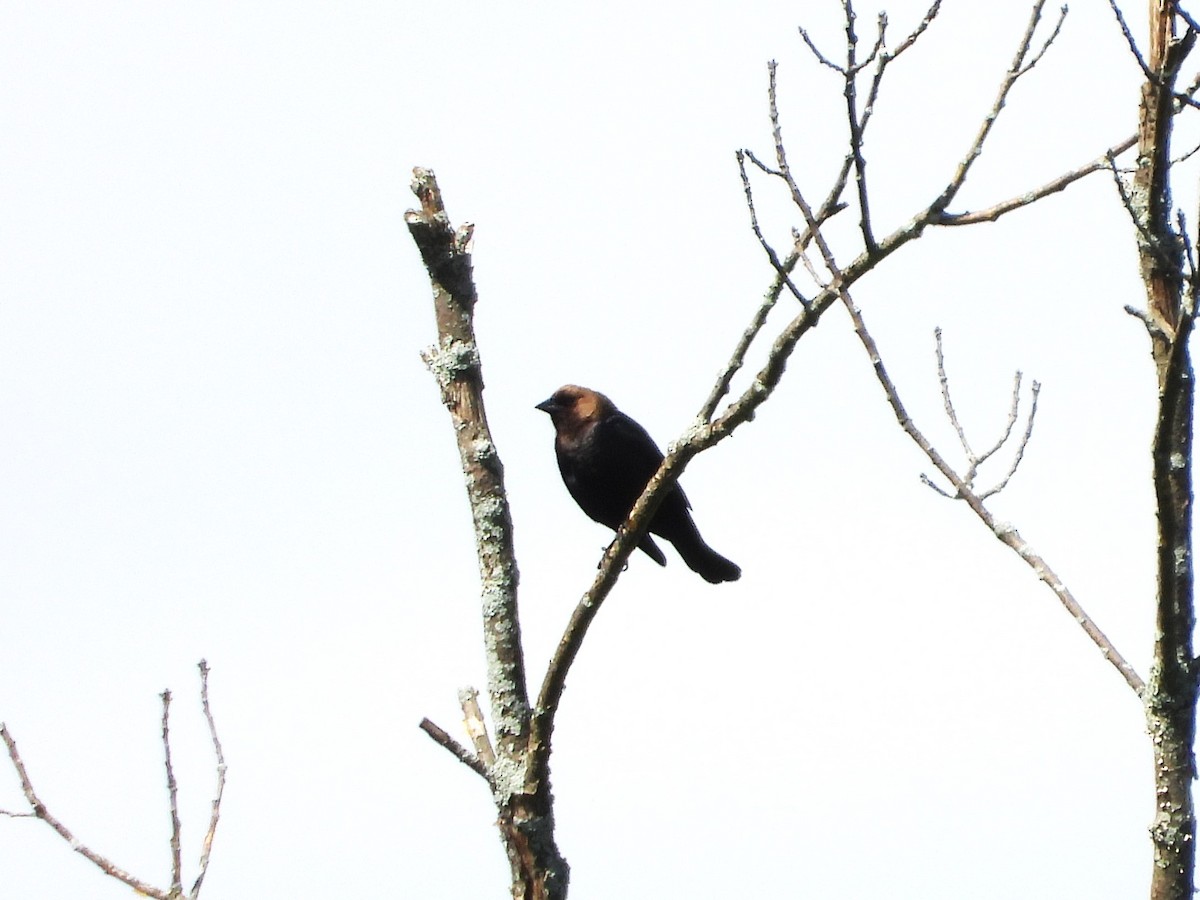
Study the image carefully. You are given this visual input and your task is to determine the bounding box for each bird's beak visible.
[535,398,555,413]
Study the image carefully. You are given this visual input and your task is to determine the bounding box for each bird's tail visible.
[674,539,741,584]
[638,534,668,566]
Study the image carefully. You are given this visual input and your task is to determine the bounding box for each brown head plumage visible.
[534,385,614,449]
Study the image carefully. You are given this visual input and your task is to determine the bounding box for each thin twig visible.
[979,372,1024,464]
[1018,4,1069,76]
[798,27,846,73]
[920,473,955,498]
[162,690,183,896]
[847,0,943,242]
[1106,151,1181,278]
[768,62,843,278]
[698,203,845,422]
[980,381,1041,499]
[855,0,942,167]
[1107,0,1157,81]
[419,718,490,781]
[1178,208,1197,280]
[1177,1,1200,35]
[934,329,1032,492]
[742,147,782,178]
[736,150,811,307]
[889,0,943,60]
[851,12,888,75]
[843,2,879,252]
[935,327,976,465]
[743,181,827,292]
[928,1,1058,219]
[189,659,225,900]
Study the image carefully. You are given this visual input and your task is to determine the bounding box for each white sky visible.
[0,2,1181,898]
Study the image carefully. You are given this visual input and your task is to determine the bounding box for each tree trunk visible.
[1136,6,1197,899]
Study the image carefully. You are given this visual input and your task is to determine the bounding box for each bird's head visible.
[536,385,613,434]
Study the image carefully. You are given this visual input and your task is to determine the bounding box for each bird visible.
[536,384,741,584]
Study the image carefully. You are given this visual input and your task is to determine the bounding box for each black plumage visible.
[536,385,740,584]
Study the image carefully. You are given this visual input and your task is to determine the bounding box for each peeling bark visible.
[1133,6,1198,899]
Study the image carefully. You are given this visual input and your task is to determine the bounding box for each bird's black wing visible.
[556,410,674,525]
[597,411,692,512]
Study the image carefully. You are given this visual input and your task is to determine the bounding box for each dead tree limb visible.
[0,661,225,900]
[1123,5,1200,898]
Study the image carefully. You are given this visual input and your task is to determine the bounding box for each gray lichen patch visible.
[423,336,481,392]
[474,496,510,545]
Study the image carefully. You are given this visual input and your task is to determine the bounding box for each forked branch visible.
[922,327,1041,500]
[841,296,1144,696]
[0,661,227,900]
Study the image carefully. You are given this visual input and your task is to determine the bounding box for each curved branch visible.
[0,724,167,899]
[939,133,1138,225]
[0,663,226,900]
[842,297,1144,696]
[189,659,225,900]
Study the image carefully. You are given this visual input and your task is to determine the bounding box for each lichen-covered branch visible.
[407,168,567,900]
[1122,5,1200,899]
[406,168,530,772]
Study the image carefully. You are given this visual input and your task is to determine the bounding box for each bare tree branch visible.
[979,371,1025,468]
[768,62,843,277]
[935,328,979,465]
[980,381,1040,500]
[0,663,225,900]
[406,168,530,784]
[407,168,567,900]
[940,36,1200,227]
[797,24,846,73]
[1108,0,1158,81]
[928,1,1061,219]
[842,1,880,252]
[0,724,168,898]
[162,689,184,897]
[698,210,841,423]
[836,295,1145,696]
[939,134,1138,225]
[1019,4,1069,76]
[930,327,1040,497]
[189,659,225,900]
[1176,1,1200,35]
[419,717,490,781]
[737,150,811,308]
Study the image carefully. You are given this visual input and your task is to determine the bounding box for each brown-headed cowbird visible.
[536,385,741,584]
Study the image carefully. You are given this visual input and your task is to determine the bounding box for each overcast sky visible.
[0,2,1183,898]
